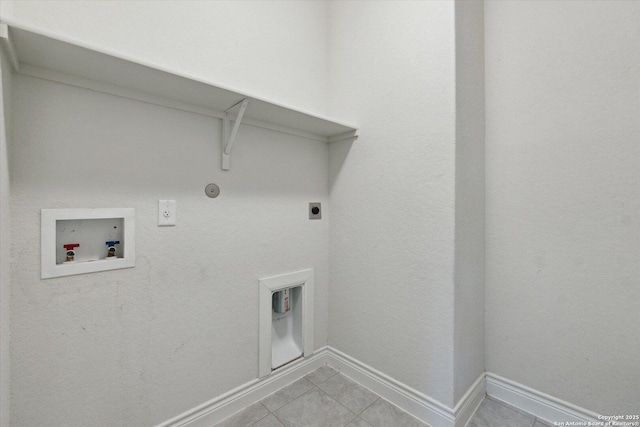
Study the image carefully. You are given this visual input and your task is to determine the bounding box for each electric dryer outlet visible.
[309,202,321,220]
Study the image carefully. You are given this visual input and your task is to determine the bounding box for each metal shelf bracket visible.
[222,98,249,170]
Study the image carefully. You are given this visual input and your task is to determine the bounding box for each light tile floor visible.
[469,397,552,427]
[213,366,547,427]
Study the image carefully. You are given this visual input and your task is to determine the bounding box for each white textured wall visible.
[453,0,485,405]
[9,0,636,422]
[0,47,13,427]
[328,1,458,407]
[0,0,328,114]
[0,1,332,425]
[9,74,330,426]
[485,0,640,414]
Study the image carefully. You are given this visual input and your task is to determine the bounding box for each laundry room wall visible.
[485,0,640,414]
[2,1,333,425]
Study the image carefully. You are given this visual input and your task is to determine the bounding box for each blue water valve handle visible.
[105,241,120,258]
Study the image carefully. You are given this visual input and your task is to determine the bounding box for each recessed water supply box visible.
[271,286,303,370]
[41,208,135,279]
[259,269,314,378]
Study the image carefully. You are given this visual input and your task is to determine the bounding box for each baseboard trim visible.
[157,347,488,427]
[453,373,486,427]
[326,347,487,427]
[156,354,604,427]
[485,373,601,425]
[156,347,328,427]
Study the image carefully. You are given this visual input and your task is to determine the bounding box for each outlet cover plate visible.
[158,200,176,226]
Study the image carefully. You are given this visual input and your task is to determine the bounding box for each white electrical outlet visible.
[158,200,176,226]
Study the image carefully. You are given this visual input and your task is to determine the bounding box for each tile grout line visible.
[315,371,380,426]
[255,376,320,426]
[235,367,428,427]
[348,396,380,427]
[316,386,358,426]
[246,402,272,427]
[309,369,361,427]
[533,416,552,427]
[273,372,371,427]
[313,386,359,425]
[271,408,286,427]
[269,382,358,427]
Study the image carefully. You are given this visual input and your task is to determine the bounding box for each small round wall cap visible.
[205,183,221,198]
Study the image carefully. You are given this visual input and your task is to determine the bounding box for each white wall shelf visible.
[0,21,358,169]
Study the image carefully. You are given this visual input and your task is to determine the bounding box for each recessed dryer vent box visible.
[41,208,135,279]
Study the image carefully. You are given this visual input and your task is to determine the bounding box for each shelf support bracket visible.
[0,22,20,72]
[222,98,249,170]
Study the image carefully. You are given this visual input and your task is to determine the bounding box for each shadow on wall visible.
[329,138,355,191]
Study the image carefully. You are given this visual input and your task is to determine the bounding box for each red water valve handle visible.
[63,243,80,250]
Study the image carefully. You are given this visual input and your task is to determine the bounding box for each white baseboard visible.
[156,352,603,427]
[326,347,486,427]
[453,373,486,427]
[156,347,328,427]
[157,346,488,427]
[485,373,601,425]
[325,347,456,426]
